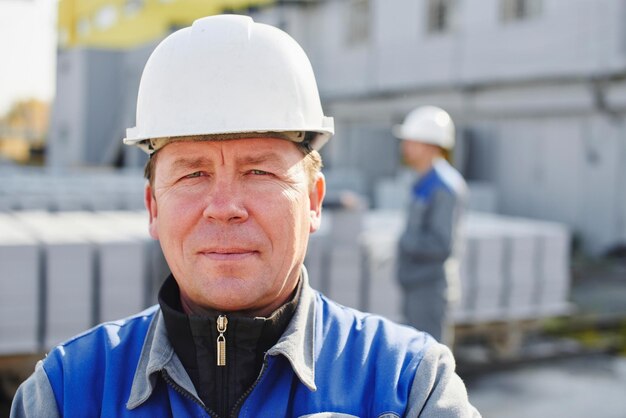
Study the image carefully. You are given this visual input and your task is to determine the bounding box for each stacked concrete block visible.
[119,174,149,210]
[84,192,124,211]
[536,226,571,315]
[466,213,571,320]
[373,171,416,211]
[503,229,541,319]
[324,209,366,310]
[360,230,404,323]
[304,220,331,295]
[457,225,506,322]
[0,191,11,211]
[0,170,146,213]
[12,211,94,349]
[16,194,53,211]
[359,210,405,321]
[466,182,499,213]
[1,210,165,352]
[502,217,571,316]
[360,210,572,325]
[0,204,571,358]
[0,215,39,354]
[327,245,362,309]
[374,176,498,214]
[360,210,478,324]
[55,212,147,323]
[4,174,47,211]
[327,208,364,247]
[96,211,169,305]
[374,179,410,211]
[51,191,89,211]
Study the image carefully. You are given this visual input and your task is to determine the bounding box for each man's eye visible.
[184,172,203,179]
[249,169,269,176]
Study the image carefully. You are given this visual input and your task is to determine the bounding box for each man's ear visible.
[145,183,159,240]
[309,172,325,233]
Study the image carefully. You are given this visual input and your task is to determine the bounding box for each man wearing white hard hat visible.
[12,17,479,417]
[393,106,468,347]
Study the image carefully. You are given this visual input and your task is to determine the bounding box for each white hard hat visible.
[124,15,334,154]
[392,106,455,149]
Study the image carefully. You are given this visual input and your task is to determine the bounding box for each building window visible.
[346,0,370,47]
[124,0,144,17]
[58,29,70,47]
[77,18,91,37]
[427,0,457,34]
[501,0,542,22]
[95,5,117,30]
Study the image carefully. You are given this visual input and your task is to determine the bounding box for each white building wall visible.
[48,46,152,170]
[374,0,626,90]
[459,0,625,82]
[468,114,626,253]
[255,0,626,101]
[251,0,626,253]
[46,0,626,253]
[374,0,460,91]
[48,49,87,170]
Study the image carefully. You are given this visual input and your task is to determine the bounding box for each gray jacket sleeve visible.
[406,343,481,417]
[399,189,458,262]
[10,361,60,418]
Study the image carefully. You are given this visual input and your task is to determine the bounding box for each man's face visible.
[145,138,325,316]
[401,140,435,172]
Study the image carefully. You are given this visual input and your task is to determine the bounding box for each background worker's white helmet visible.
[124,15,334,154]
[392,106,455,149]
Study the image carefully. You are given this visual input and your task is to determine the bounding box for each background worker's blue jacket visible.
[397,158,468,291]
[11,270,480,417]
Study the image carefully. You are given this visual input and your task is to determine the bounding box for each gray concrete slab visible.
[465,355,626,418]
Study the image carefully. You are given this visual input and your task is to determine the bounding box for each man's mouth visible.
[198,248,258,261]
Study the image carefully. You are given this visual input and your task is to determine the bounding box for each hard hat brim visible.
[123,125,334,154]
[392,125,407,140]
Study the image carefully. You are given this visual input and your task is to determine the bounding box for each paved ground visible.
[461,258,626,418]
[465,354,626,418]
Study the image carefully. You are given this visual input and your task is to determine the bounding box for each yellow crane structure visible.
[57,0,275,49]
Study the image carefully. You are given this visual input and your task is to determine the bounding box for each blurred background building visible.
[48,0,274,169]
[0,99,48,164]
[34,0,626,255]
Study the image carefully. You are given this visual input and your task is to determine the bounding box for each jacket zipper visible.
[161,369,221,418]
[163,316,269,418]
[216,315,229,417]
[216,315,228,366]
[229,357,270,418]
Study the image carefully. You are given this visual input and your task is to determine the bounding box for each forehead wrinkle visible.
[170,155,215,171]
[236,151,289,167]
[162,140,302,172]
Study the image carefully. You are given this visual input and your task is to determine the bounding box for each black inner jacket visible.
[158,275,301,417]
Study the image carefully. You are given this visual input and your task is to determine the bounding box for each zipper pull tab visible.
[216,315,228,367]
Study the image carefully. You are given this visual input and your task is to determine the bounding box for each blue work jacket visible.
[11,269,480,417]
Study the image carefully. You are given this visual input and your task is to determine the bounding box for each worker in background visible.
[393,106,468,347]
[12,16,479,417]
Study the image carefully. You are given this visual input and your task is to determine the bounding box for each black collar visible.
[158,275,301,416]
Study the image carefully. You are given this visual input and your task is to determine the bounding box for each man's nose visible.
[202,178,248,223]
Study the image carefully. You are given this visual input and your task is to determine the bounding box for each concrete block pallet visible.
[0,208,571,357]
[0,211,163,355]
[0,215,39,354]
[0,170,146,212]
[333,210,572,328]
[10,212,94,349]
